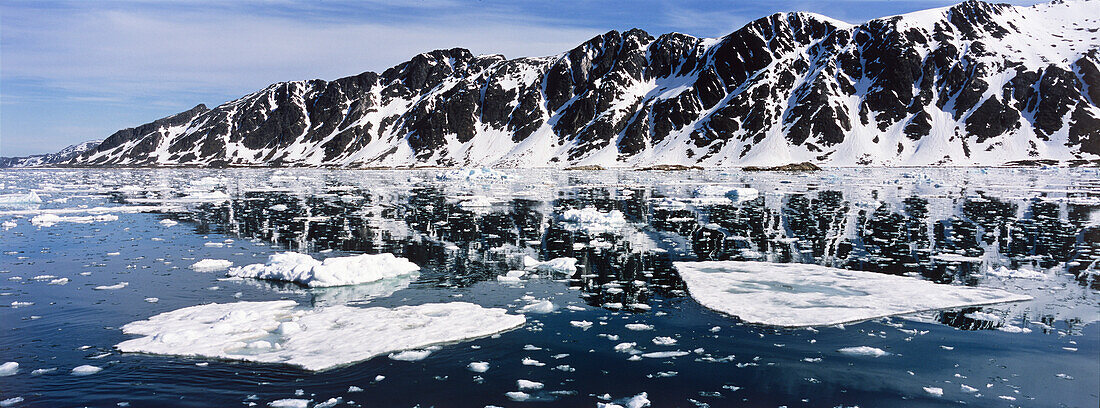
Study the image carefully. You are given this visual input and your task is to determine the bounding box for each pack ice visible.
[228,252,419,287]
[674,261,1031,327]
[115,301,526,371]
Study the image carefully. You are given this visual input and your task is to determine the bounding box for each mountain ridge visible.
[59,0,1100,167]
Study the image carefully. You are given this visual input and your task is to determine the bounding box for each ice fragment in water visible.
[923,387,943,397]
[675,261,1031,327]
[0,362,18,376]
[116,301,525,371]
[228,252,419,288]
[836,346,889,357]
[516,379,543,390]
[267,399,310,408]
[467,361,490,372]
[94,282,128,290]
[190,259,233,272]
[71,365,102,376]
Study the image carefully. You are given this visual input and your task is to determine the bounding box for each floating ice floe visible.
[435,168,514,182]
[467,361,490,372]
[159,219,178,227]
[70,365,101,376]
[559,207,626,234]
[268,398,310,408]
[228,252,420,288]
[693,185,759,203]
[115,301,525,371]
[0,362,18,376]
[837,346,889,357]
[94,282,128,290]
[30,213,118,227]
[674,261,1031,327]
[0,191,42,205]
[190,259,233,272]
[1,220,16,229]
[523,256,578,274]
[598,392,650,408]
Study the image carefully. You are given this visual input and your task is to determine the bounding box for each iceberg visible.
[674,261,1031,327]
[0,191,42,205]
[115,301,525,371]
[228,252,419,288]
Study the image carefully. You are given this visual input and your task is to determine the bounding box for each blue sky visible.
[0,0,1040,156]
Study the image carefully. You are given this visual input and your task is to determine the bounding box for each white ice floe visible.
[523,256,578,274]
[436,168,514,182]
[116,301,525,371]
[94,282,128,290]
[159,219,178,227]
[624,324,653,331]
[0,397,24,407]
[0,362,18,376]
[693,185,759,203]
[389,349,433,361]
[559,207,626,234]
[0,191,42,205]
[516,379,544,390]
[521,300,556,314]
[674,261,1031,327]
[2,220,16,229]
[30,213,118,227]
[70,365,102,376]
[268,398,310,408]
[190,259,233,272]
[923,386,943,397]
[640,351,689,358]
[837,346,889,357]
[598,392,651,408]
[467,361,490,372]
[651,336,677,346]
[228,252,419,288]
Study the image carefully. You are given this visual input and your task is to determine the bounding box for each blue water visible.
[1,168,1097,407]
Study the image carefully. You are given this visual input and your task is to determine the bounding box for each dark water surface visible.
[1,168,1097,407]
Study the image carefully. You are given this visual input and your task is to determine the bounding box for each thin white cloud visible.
[1,4,601,107]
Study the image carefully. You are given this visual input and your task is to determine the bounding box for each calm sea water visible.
[1,168,1097,407]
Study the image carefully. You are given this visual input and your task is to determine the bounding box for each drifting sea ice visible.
[675,261,1031,327]
[190,259,233,272]
[115,301,525,371]
[228,252,419,288]
[70,365,102,376]
[435,168,513,182]
[558,207,626,233]
[30,213,118,227]
[0,191,42,205]
[0,362,18,376]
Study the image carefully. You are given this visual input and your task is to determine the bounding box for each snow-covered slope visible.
[1,140,103,168]
[70,0,1100,168]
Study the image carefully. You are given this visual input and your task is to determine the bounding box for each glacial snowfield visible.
[0,167,1097,407]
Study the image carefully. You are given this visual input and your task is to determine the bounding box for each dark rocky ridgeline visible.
[68,0,1100,167]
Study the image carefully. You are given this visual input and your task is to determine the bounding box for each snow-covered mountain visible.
[71,0,1099,168]
[2,140,104,168]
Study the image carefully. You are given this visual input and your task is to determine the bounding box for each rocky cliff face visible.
[71,0,1100,167]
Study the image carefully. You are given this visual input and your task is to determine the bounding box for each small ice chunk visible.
[48,278,69,285]
[268,399,310,408]
[31,213,118,227]
[516,379,544,390]
[0,397,24,407]
[923,387,943,397]
[31,368,56,375]
[94,282,128,290]
[521,300,556,314]
[613,342,637,353]
[389,350,432,361]
[521,357,545,367]
[159,219,179,227]
[467,361,490,373]
[314,397,341,408]
[624,324,653,331]
[640,351,689,358]
[525,257,578,274]
[144,297,159,303]
[348,386,363,392]
[0,362,18,376]
[559,207,626,234]
[228,252,420,287]
[191,259,233,272]
[505,391,530,402]
[837,346,889,357]
[71,365,102,376]
[570,320,593,329]
[652,336,677,345]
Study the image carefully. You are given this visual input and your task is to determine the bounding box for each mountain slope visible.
[2,139,104,168]
[71,0,1100,167]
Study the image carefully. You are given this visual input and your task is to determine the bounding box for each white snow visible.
[0,362,18,376]
[115,301,525,371]
[70,365,102,376]
[191,259,233,272]
[837,346,890,357]
[675,261,1031,327]
[228,252,420,288]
